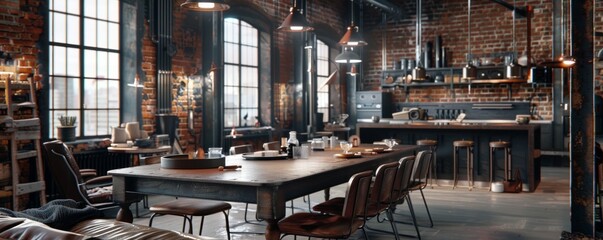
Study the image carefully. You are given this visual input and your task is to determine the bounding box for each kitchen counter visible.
[357,122,541,191]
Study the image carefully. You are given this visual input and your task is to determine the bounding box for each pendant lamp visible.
[335,47,362,64]
[339,0,367,46]
[180,0,230,12]
[278,1,313,32]
[412,0,426,81]
[462,0,477,81]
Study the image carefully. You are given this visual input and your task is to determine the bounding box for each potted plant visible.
[57,115,77,142]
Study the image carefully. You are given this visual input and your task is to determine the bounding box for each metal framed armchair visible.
[43,140,116,210]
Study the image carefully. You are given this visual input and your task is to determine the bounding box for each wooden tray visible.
[161,154,225,169]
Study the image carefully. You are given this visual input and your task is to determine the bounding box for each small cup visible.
[292,146,302,159]
[208,147,222,158]
[300,145,310,159]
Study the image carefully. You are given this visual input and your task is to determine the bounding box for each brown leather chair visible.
[149,198,231,240]
[312,161,400,236]
[278,170,373,239]
[43,140,116,210]
[407,150,434,227]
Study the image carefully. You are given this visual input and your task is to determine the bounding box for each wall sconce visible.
[128,74,144,88]
[180,0,230,12]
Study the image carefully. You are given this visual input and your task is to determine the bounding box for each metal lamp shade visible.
[339,25,367,47]
[180,0,230,11]
[277,7,313,32]
[335,50,362,64]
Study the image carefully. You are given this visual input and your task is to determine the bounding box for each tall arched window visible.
[48,0,121,138]
[224,18,259,127]
[316,40,330,122]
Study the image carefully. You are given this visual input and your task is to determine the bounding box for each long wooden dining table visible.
[108,144,419,240]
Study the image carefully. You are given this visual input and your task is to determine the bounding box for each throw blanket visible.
[0,199,103,230]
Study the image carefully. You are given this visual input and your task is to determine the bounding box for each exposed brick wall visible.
[362,0,555,120]
[596,0,603,97]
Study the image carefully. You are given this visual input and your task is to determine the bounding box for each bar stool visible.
[453,140,474,190]
[416,139,438,187]
[149,198,232,239]
[489,140,512,191]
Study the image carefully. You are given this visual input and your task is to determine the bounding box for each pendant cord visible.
[467,0,471,63]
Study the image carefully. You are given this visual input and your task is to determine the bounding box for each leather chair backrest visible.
[412,150,433,185]
[391,156,416,201]
[43,140,89,203]
[370,162,399,207]
[341,170,373,219]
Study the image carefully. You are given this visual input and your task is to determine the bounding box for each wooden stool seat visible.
[416,139,437,146]
[489,140,512,191]
[453,140,474,190]
[149,198,231,239]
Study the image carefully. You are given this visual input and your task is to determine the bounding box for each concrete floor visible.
[132,166,570,240]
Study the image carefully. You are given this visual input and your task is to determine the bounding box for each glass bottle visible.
[287,131,299,158]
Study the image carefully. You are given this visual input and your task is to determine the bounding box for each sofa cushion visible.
[0,216,93,240]
[70,219,217,240]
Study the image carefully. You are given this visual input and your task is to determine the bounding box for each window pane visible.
[241,46,257,66]
[108,22,119,50]
[52,46,66,75]
[224,86,239,108]
[84,78,97,108]
[97,0,107,20]
[53,12,66,43]
[108,80,120,108]
[84,50,97,78]
[108,52,119,79]
[66,0,80,15]
[84,0,97,18]
[242,109,258,126]
[97,80,108,108]
[241,87,258,108]
[67,77,81,109]
[84,18,97,47]
[224,43,239,64]
[108,0,119,22]
[224,18,239,43]
[53,0,66,12]
[97,21,108,49]
[51,76,66,108]
[224,109,238,127]
[97,51,108,78]
[241,21,257,46]
[67,48,80,76]
[67,15,80,45]
[224,64,238,86]
[96,110,109,135]
[241,67,257,87]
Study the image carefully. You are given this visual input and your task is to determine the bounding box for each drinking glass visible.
[208,147,222,158]
[384,139,396,150]
[340,141,352,154]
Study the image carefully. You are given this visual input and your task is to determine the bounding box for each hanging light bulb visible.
[339,0,367,47]
[277,1,313,32]
[180,0,230,12]
[462,0,477,81]
[505,0,522,79]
